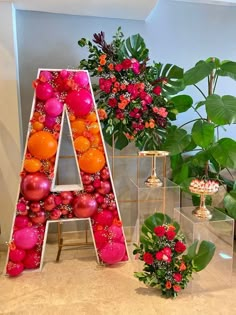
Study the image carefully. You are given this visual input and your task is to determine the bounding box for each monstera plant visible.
[162,58,236,218]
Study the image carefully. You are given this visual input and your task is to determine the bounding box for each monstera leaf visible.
[191,120,215,148]
[184,60,215,85]
[119,34,149,61]
[162,127,191,155]
[210,138,236,169]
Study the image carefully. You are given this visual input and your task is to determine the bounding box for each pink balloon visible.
[60,191,73,205]
[73,193,97,218]
[6,261,24,277]
[108,225,123,242]
[20,173,51,201]
[44,115,57,129]
[50,208,62,220]
[36,82,53,101]
[9,248,26,263]
[73,72,89,88]
[66,89,93,116]
[93,210,113,227]
[30,202,41,213]
[14,227,38,250]
[99,242,126,264]
[15,215,30,229]
[45,97,63,117]
[23,249,41,269]
[94,230,108,250]
[60,69,69,79]
[39,71,52,82]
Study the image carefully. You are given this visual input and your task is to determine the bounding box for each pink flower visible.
[143,252,154,265]
[162,247,172,257]
[154,226,166,237]
[174,241,186,253]
[158,107,168,118]
[173,273,182,282]
[131,58,140,74]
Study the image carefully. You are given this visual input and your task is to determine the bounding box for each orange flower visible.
[173,285,181,292]
[179,261,187,271]
[98,108,107,120]
[121,99,129,106]
[125,133,134,140]
[112,88,118,93]
[99,54,107,60]
[149,121,155,128]
[118,102,126,110]
[100,59,106,66]
[145,122,149,128]
[97,66,103,72]
[108,63,114,70]
[168,225,176,231]
[165,281,172,289]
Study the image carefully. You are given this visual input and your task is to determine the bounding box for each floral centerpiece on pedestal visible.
[133,213,215,298]
[78,27,183,150]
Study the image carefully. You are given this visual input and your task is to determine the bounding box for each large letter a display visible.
[6,69,128,277]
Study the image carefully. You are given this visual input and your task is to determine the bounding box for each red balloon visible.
[9,248,26,263]
[99,242,126,264]
[44,194,56,211]
[20,173,51,201]
[97,181,111,195]
[30,202,41,213]
[35,82,53,101]
[23,249,41,269]
[60,191,73,205]
[66,89,93,116]
[50,208,62,220]
[14,227,38,250]
[73,193,98,218]
[31,211,47,224]
[6,261,24,277]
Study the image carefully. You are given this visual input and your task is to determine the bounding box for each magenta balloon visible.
[6,261,24,277]
[73,193,98,218]
[44,115,57,129]
[74,72,89,88]
[93,210,113,227]
[35,82,53,101]
[14,215,30,229]
[23,249,41,269]
[9,248,26,263]
[45,97,63,117]
[66,89,93,116]
[99,242,126,264]
[94,230,108,250]
[14,227,38,250]
[107,225,123,242]
[44,194,56,211]
[20,173,51,201]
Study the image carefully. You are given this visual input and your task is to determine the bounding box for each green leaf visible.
[186,240,198,259]
[210,138,236,169]
[114,132,129,150]
[218,61,236,80]
[192,240,216,272]
[191,120,215,148]
[206,94,236,125]
[172,163,189,185]
[184,60,215,85]
[195,101,205,110]
[170,154,183,171]
[162,127,191,155]
[143,213,166,231]
[224,191,236,219]
[169,95,193,113]
[119,34,149,61]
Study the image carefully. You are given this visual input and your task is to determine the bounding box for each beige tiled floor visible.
[1,242,236,315]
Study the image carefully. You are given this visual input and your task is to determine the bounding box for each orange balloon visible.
[71,119,86,136]
[74,136,90,152]
[24,158,42,172]
[86,111,97,122]
[28,131,58,160]
[32,121,44,131]
[90,134,102,147]
[89,122,100,135]
[79,148,105,174]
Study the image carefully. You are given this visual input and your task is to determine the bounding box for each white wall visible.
[0,3,21,245]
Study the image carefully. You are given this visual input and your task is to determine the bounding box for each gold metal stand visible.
[191,192,215,220]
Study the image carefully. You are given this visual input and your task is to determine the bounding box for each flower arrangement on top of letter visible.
[133,213,216,298]
[78,27,183,150]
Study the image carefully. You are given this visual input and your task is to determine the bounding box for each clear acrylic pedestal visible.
[174,207,234,293]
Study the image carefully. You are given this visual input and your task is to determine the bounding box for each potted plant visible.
[162,57,236,218]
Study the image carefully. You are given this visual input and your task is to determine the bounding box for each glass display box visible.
[174,207,234,293]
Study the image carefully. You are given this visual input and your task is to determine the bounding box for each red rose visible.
[143,252,154,265]
[121,59,132,69]
[173,273,182,282]
[162,247,172,257]
[173,284,181,292]
[165,230,176,240]
[174,241,186,253]
[154,226,165,237]
[99,78,112,93]
[108,98,118,107]
[155,251,163,261]
[153,85,162,95]
[114,64,123,72]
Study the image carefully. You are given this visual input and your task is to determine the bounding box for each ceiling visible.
[1,0,236,20]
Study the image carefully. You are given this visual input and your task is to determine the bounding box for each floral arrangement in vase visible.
[133,213,215,298]
[78,27,183,150]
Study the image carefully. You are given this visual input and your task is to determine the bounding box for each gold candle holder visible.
[139,150,169,187]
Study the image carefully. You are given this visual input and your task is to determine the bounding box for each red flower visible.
[99,78,112,93]
[165,281,172,289]
[155,251,163,261]
[154,226,165,237]
[173,273,182,282]
[162,247,172,257]
[165,230,176,241]
[143,252,154,265]
[174,241,186,253]
[173,284,181,292]
[122,58,132,69]
[114,63,123,72]
[108,98,118,107]
[153,85,162,95]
